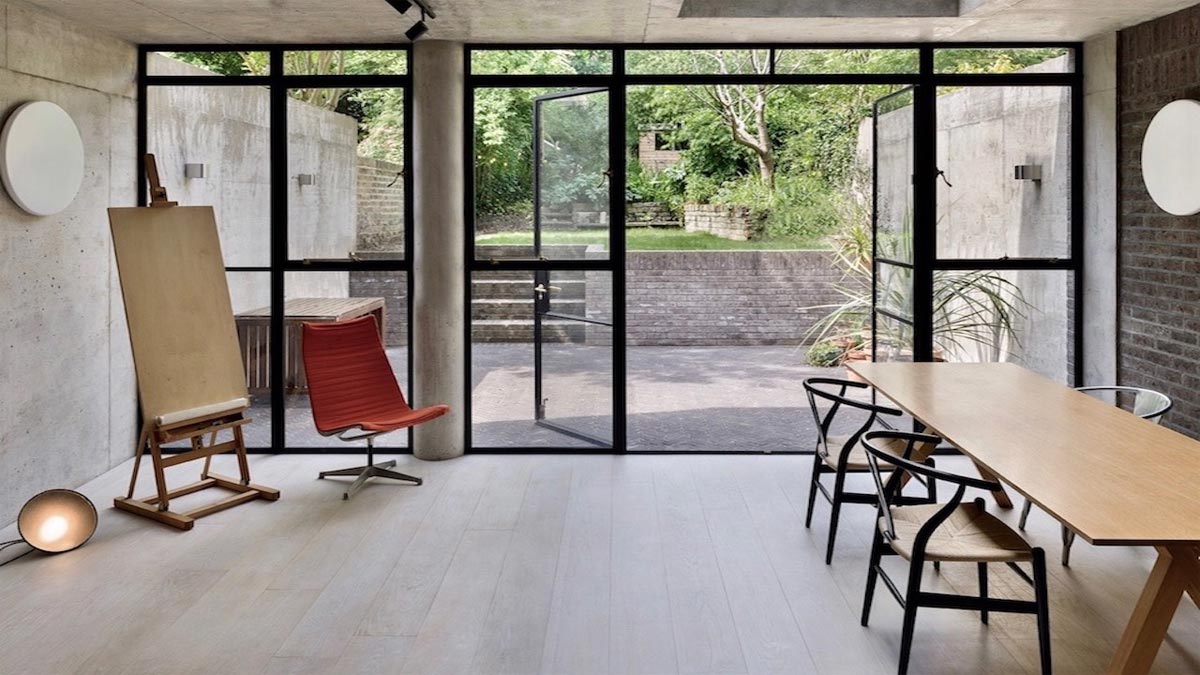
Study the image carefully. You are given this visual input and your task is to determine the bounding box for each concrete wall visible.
[1117,4,1200,438]
[626,250,845,345]
[0,3,138,522]
[1083,34,1119,386]
[862,57,1074,383]
[146,54,358,310]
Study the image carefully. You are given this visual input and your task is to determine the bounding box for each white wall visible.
[0,3,138,522]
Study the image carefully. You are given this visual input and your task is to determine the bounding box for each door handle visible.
[533,284,562,295]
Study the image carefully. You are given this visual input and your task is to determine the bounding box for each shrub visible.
[626,161,685,217]
[806,340,846,367]
[710,174,842,241]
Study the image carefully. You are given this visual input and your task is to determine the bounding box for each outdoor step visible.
[472,319,587,343]
[474,244,592,258]
[472,298,585,320]
[472,278,586,299]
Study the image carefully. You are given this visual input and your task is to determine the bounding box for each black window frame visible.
[464,43,1084,454]
[138,44,414,454]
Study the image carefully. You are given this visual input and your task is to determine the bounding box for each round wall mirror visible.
[1142,99,1200,216]
[0,101,85,216]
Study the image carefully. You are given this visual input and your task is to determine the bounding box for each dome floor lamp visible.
[0,489,98,566]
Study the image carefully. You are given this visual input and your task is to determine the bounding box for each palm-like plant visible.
[805,211,1031,363]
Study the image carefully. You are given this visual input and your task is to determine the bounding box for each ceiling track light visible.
[405,5,430,41]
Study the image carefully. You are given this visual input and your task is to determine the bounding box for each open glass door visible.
[872,87,916,362]
[531,88,613,447]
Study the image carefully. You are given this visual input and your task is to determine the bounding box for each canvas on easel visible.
[108,158,277,530]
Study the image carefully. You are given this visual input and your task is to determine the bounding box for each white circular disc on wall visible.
[0,101,85,216]
[1142,99,1200,216]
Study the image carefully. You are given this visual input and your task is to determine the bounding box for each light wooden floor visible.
[2,452,1200,675]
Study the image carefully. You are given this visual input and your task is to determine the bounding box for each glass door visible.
[531,88,613,446]
[872,86,916,361]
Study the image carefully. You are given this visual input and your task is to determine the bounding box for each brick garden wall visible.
[1119,5,1200,435]
[626,250,848,346]
[356,157,406,252]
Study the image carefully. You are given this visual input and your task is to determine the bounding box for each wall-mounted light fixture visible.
[1014,165,1042,182]
[184,163,206,180]
[0,489,98,566]
[297,173,317,187]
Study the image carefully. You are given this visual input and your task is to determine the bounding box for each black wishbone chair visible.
[861,430,1051,675]
[803,377,936,565]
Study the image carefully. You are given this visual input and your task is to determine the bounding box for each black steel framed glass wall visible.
[139,45,412,452]
[465,44,1083,453]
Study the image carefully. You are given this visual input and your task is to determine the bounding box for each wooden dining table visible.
[848,361,1200,675]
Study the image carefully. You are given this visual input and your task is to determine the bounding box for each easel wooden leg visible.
[126,423,151,500]
[1108,545,1200,674]
[973,461,1013,509]
[233,424,250,486]
[149,435,171,512]
[201,430,217,479]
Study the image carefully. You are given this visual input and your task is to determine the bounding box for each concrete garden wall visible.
[860,55,1074,383]
[0,3,139,522]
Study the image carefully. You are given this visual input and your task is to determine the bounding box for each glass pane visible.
[934,48,1074,74]
[878,262,913,321]
[229,272,273,449]
[626,49,770,75]
[288,88,406,261]
[874,312,915,363]
[472,270,612,448]
[146,86,270,267]
[875,88,914,263]
[283,272,408,448]
[474,88,609,261]
[148,51,269,76]
[935,86,1071,259]
[471,49,612,75]
[775,49,919,74]
[284,50,407,75]
[933,269,1072,384]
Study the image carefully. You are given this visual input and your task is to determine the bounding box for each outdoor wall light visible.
[184,163,206,179]
[297,173,317,186]
[0,489,98,565]
[1014,164,1043,181]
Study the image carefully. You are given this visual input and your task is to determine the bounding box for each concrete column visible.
[412,40,466,459]
[1082,34,1118,386]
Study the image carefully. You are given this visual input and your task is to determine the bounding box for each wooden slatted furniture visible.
[861,430,1051,675]
[235,297,385,395]
[848,361,1200,674]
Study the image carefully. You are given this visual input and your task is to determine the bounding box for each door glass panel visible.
[473,87,610,262]
[935,85,1071,260]
[535,270,613,447]
[877,263,913,322]
[875,87,914,264]
[471,270,613,448]
[288,88,406,261]
[933,269,1072,384]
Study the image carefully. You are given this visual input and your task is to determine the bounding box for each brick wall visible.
[626,250,848,346]
[349,266,408,348]
[1119,4,1200,435]
[638,131,683,171]
[356,156,406,252]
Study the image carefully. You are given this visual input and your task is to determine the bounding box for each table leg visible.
[1108,545,1200,674]
[972,462,1013,509]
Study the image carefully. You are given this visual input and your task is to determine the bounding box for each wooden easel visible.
[110,156,278,530]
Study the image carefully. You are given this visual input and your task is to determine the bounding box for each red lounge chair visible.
[302,315,449,500]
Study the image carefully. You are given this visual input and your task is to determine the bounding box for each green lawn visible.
[475,228,831,251]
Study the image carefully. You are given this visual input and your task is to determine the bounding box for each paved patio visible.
[241,345,874,452]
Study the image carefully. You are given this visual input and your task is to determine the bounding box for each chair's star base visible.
[318,459,422,500]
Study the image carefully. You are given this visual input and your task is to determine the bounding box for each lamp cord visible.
[0,539,30,567]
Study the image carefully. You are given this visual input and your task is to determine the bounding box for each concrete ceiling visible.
[12,0,1198,44]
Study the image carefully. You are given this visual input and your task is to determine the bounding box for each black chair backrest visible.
[803,377,902,461]
[862,430,1002,553]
